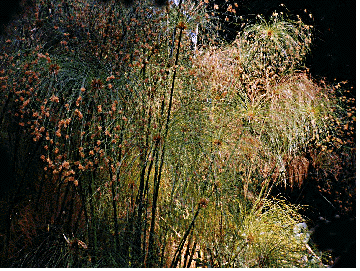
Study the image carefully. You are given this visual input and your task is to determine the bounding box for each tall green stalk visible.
[147,17,185,269]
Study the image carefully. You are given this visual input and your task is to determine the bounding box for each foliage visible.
[239,12,311,72]
[195,197,324,268]
[0,0,354,268]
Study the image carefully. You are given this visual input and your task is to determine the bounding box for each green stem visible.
[147,24,185,267]
[170,205,201,268]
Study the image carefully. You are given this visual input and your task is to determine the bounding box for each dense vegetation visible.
[0,0,355,267]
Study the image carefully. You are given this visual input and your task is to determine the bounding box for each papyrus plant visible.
[234,11,312,95]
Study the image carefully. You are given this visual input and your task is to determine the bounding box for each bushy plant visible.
[194,197,324,267]
[0,0,215,267]
[0,0,354,268]
[235,11,312,87]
